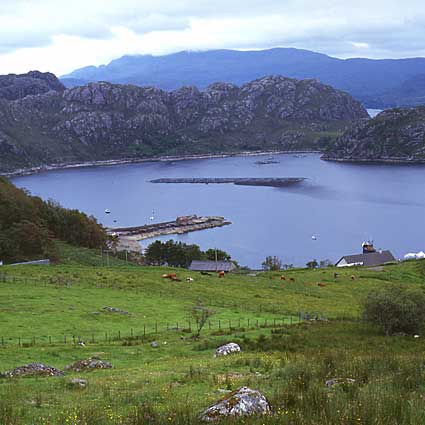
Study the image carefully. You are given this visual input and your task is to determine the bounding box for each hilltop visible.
[322,106,425,163]
[0,74,367,174]
[61,48,425,108]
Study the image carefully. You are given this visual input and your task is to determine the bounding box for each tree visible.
[306,259,319,269]
[262,256,282,271]
[362,285,425,336]
[319,259,333,268]
[190,301,216,338]
[205,249,231,261]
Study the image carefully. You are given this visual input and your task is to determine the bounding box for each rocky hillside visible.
[0,71,65,101]
[322,107,425,162]
[0,74,368,173]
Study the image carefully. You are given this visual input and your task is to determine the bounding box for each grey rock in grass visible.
[68,378,88,389]
[0,363,63,378]
[214,342,241,357]
[325,377,356,387]
[102,306,129,315]
[200,386,270,422]
[65,358,112,372]
[151,341,159,348]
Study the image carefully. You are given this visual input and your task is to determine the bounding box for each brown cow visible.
[280,275,286,280]
[317,283,326,287]
[218,271,225,278]
[351,275,356,281]
[289,277,295,282]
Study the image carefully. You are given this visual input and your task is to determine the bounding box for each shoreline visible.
[3,149,320,178]
[321,156,425,165]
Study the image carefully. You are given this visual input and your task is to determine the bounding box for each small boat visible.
[311,235,317,240]
[105,209,111,214]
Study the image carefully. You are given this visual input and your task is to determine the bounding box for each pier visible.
[108,216,232,247]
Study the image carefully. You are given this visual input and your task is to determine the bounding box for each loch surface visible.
[12,153,425,268]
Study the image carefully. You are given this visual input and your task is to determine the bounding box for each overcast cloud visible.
[0,0,424,75]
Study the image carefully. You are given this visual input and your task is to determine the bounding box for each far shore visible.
[3,149,320,178]
[322,157,425,165]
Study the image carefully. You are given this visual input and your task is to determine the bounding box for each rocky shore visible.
[3,150,318,178]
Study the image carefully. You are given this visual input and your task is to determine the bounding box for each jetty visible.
[108,216,232,247]
[150,177,305,187]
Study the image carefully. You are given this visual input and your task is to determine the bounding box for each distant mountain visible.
[61,48,425,108]
[0,71,65,101]
[322,107,425,163]
[362,74,425,108]
[0,74,367,173]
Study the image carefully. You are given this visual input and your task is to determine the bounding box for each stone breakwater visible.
[108,215,232,243]
[150,177,305,187]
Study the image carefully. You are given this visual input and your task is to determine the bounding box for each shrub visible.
[362,285,425,336]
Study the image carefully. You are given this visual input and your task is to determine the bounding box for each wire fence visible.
[0,315,316,348]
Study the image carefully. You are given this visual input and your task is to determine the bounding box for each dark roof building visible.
[335,250,396,268]
[189,260,237,272]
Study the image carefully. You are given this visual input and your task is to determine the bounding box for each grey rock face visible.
[323,106,425,162]
[200,386,270,422]
[214,342,241,357]
[0,74,368,173]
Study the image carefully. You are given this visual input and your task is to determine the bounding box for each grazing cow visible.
[334,273,339,279]
[186,277,194,283]
[351,275,356,281]
[317,283,326,287]
[289,277,295,282]
[280,275,286,280]
[218,271,225,278]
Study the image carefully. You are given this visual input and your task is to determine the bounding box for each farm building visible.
[335,251,396,268]
[189,260,237,272]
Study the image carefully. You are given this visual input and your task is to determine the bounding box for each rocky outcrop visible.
[0,71,65,101]
[64,358,112,372]
[322,107,425,162]
[0,363,63,378]
[0,74,368,173]
[200,387,270,421]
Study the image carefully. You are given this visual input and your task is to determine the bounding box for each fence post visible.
[248,319,250,328]
[155,322,158,334]
[238,319,241,328]
[18,337,21,346]
[144,325,146,336]
[130,328,133,338]
[49,336,51,345]
[176,322,179,331]
[118,330,121,340]
[188,321,191,332]
[64,335,67,344]
[219,320,221,330]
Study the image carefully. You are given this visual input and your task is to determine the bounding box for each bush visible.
[362,285,425,335]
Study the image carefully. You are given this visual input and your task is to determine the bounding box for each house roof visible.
[189,260,237,272]
[336,250,396,267]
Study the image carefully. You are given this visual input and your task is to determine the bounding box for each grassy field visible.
[1,256,425,424]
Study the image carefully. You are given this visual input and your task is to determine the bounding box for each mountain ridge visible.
[0,73,367,173]
[61,48,425,108]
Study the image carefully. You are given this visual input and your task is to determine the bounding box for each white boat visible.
[105,209,111,214]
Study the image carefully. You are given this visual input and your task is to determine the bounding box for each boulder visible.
[0,363,63,378]
[200,386,270,422]
[325,377,356,388]
[214,342,241,357]
[151,341,159,348]
[68,378,88,389]
[65,358,112,372]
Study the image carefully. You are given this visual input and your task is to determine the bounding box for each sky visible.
[0,0,424,76]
